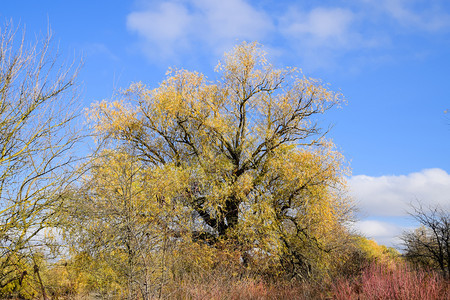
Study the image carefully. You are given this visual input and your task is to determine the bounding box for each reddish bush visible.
[332,262,449,300]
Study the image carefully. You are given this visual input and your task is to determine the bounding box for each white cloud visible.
[280,7,356,48]
[357,220,398,237]
[128,2,192,42]
[276,6,371,70]
[348,168,450,248]
[193,0,271,41]
[353,220,405,248]
[126,0,273,60]
[349,168,450,217]
[127,2,193,58]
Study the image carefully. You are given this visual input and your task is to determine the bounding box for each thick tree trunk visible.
[215,196,240,237]
[225,197,240,230]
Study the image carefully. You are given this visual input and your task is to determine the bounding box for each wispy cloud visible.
[280,7,356,48]
[126,0,450,69]
[193,0,272,42]
[127,1,193,58]
[349,168,450,217]
[376,0,450,31]
[276,6,375,70]
[82,43,119,61]
[126,0,273,60]
[126,1,373,68]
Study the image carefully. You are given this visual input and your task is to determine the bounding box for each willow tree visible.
[89,42,352,278]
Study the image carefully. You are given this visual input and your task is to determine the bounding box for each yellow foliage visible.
[356,236,400,263]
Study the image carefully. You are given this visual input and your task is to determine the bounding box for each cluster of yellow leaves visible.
[88,100,141,140]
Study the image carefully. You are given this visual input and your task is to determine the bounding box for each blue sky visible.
[2,0,450,248]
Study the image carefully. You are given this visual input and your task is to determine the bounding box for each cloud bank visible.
[354,219,405,248]
[349,168,450,248]
[349,168,450,217]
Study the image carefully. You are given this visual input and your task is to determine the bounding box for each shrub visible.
[332,262,449,300]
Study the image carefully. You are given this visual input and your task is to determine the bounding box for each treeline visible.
[0,23,448,299]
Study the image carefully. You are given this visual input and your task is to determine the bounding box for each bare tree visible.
[0,21,80,294]
[63,150,177,299]
[402,203,450,278]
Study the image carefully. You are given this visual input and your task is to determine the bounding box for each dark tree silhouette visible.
[402,203,449,278]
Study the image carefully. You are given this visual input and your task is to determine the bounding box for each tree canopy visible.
[83,42,352,281]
